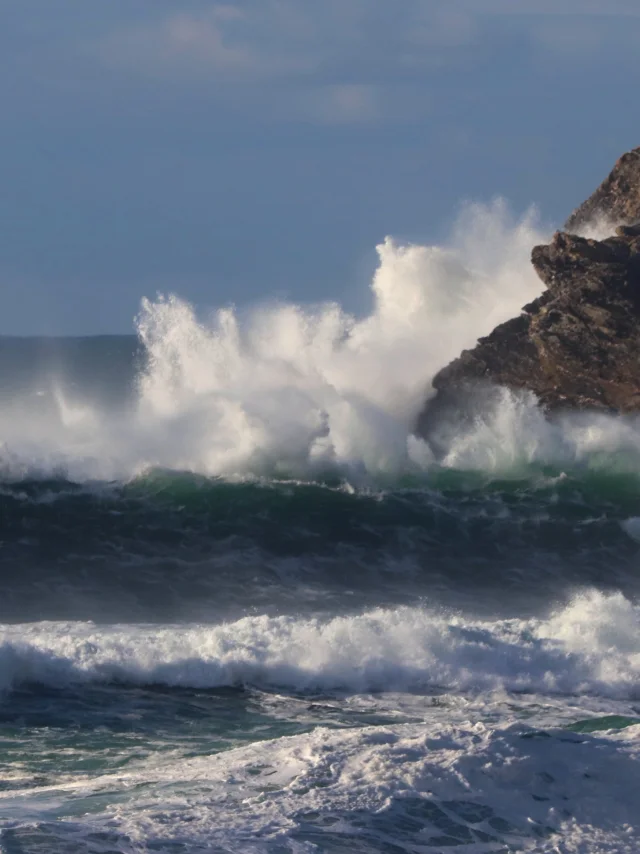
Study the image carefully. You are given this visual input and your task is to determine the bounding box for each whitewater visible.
[1,200,640,853]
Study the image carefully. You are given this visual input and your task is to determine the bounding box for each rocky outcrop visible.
[565,148,640,233]
[417,147,640,434]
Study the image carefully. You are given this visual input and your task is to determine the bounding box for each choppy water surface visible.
[2,205,640,852]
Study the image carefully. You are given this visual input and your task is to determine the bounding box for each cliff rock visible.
[565,148,640,233]
[417,147,640,435]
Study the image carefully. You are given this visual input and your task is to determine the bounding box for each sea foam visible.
[2,590,639,699]
[108,720,640,853]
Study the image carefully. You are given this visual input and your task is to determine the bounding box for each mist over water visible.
[0,200,550,482]
[3,199,640,488]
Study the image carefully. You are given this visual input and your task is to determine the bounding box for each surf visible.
[0,199,549,483]
[2,590,639,699]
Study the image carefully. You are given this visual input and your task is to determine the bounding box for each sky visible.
[1,1,640,335]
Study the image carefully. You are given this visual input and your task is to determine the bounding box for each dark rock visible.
[565,147,640,233]
[416,147,640,436]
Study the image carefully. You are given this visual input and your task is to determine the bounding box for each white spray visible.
[0,200,554,481]
[4,200,640,482]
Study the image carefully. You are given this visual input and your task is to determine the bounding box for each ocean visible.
[1,203,639,853]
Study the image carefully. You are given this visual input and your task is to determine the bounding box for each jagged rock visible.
[565,148,640,233]
[416,148,640,435]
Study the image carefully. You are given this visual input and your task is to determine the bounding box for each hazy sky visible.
[2,1,639,334]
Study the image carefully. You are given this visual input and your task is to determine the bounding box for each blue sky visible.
[2,1,640,334]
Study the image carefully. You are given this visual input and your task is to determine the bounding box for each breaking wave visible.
[2,199,640,489]
[2,590,639,699]
[3,198,640,490]
[0,200,551,483]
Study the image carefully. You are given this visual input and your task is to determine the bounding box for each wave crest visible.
[2,590,639,698]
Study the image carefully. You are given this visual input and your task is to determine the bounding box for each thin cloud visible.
[454,0,640,15]
[99,9,260,78]
[306,84,381,125]
[91,0,640,124]
[93,1,473,124]
[97,0,639,86]
[96,1,476,82]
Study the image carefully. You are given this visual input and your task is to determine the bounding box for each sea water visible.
[0,201,639,853]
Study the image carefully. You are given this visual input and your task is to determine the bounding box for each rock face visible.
[565,148,640,233]
[417,147,640,435]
